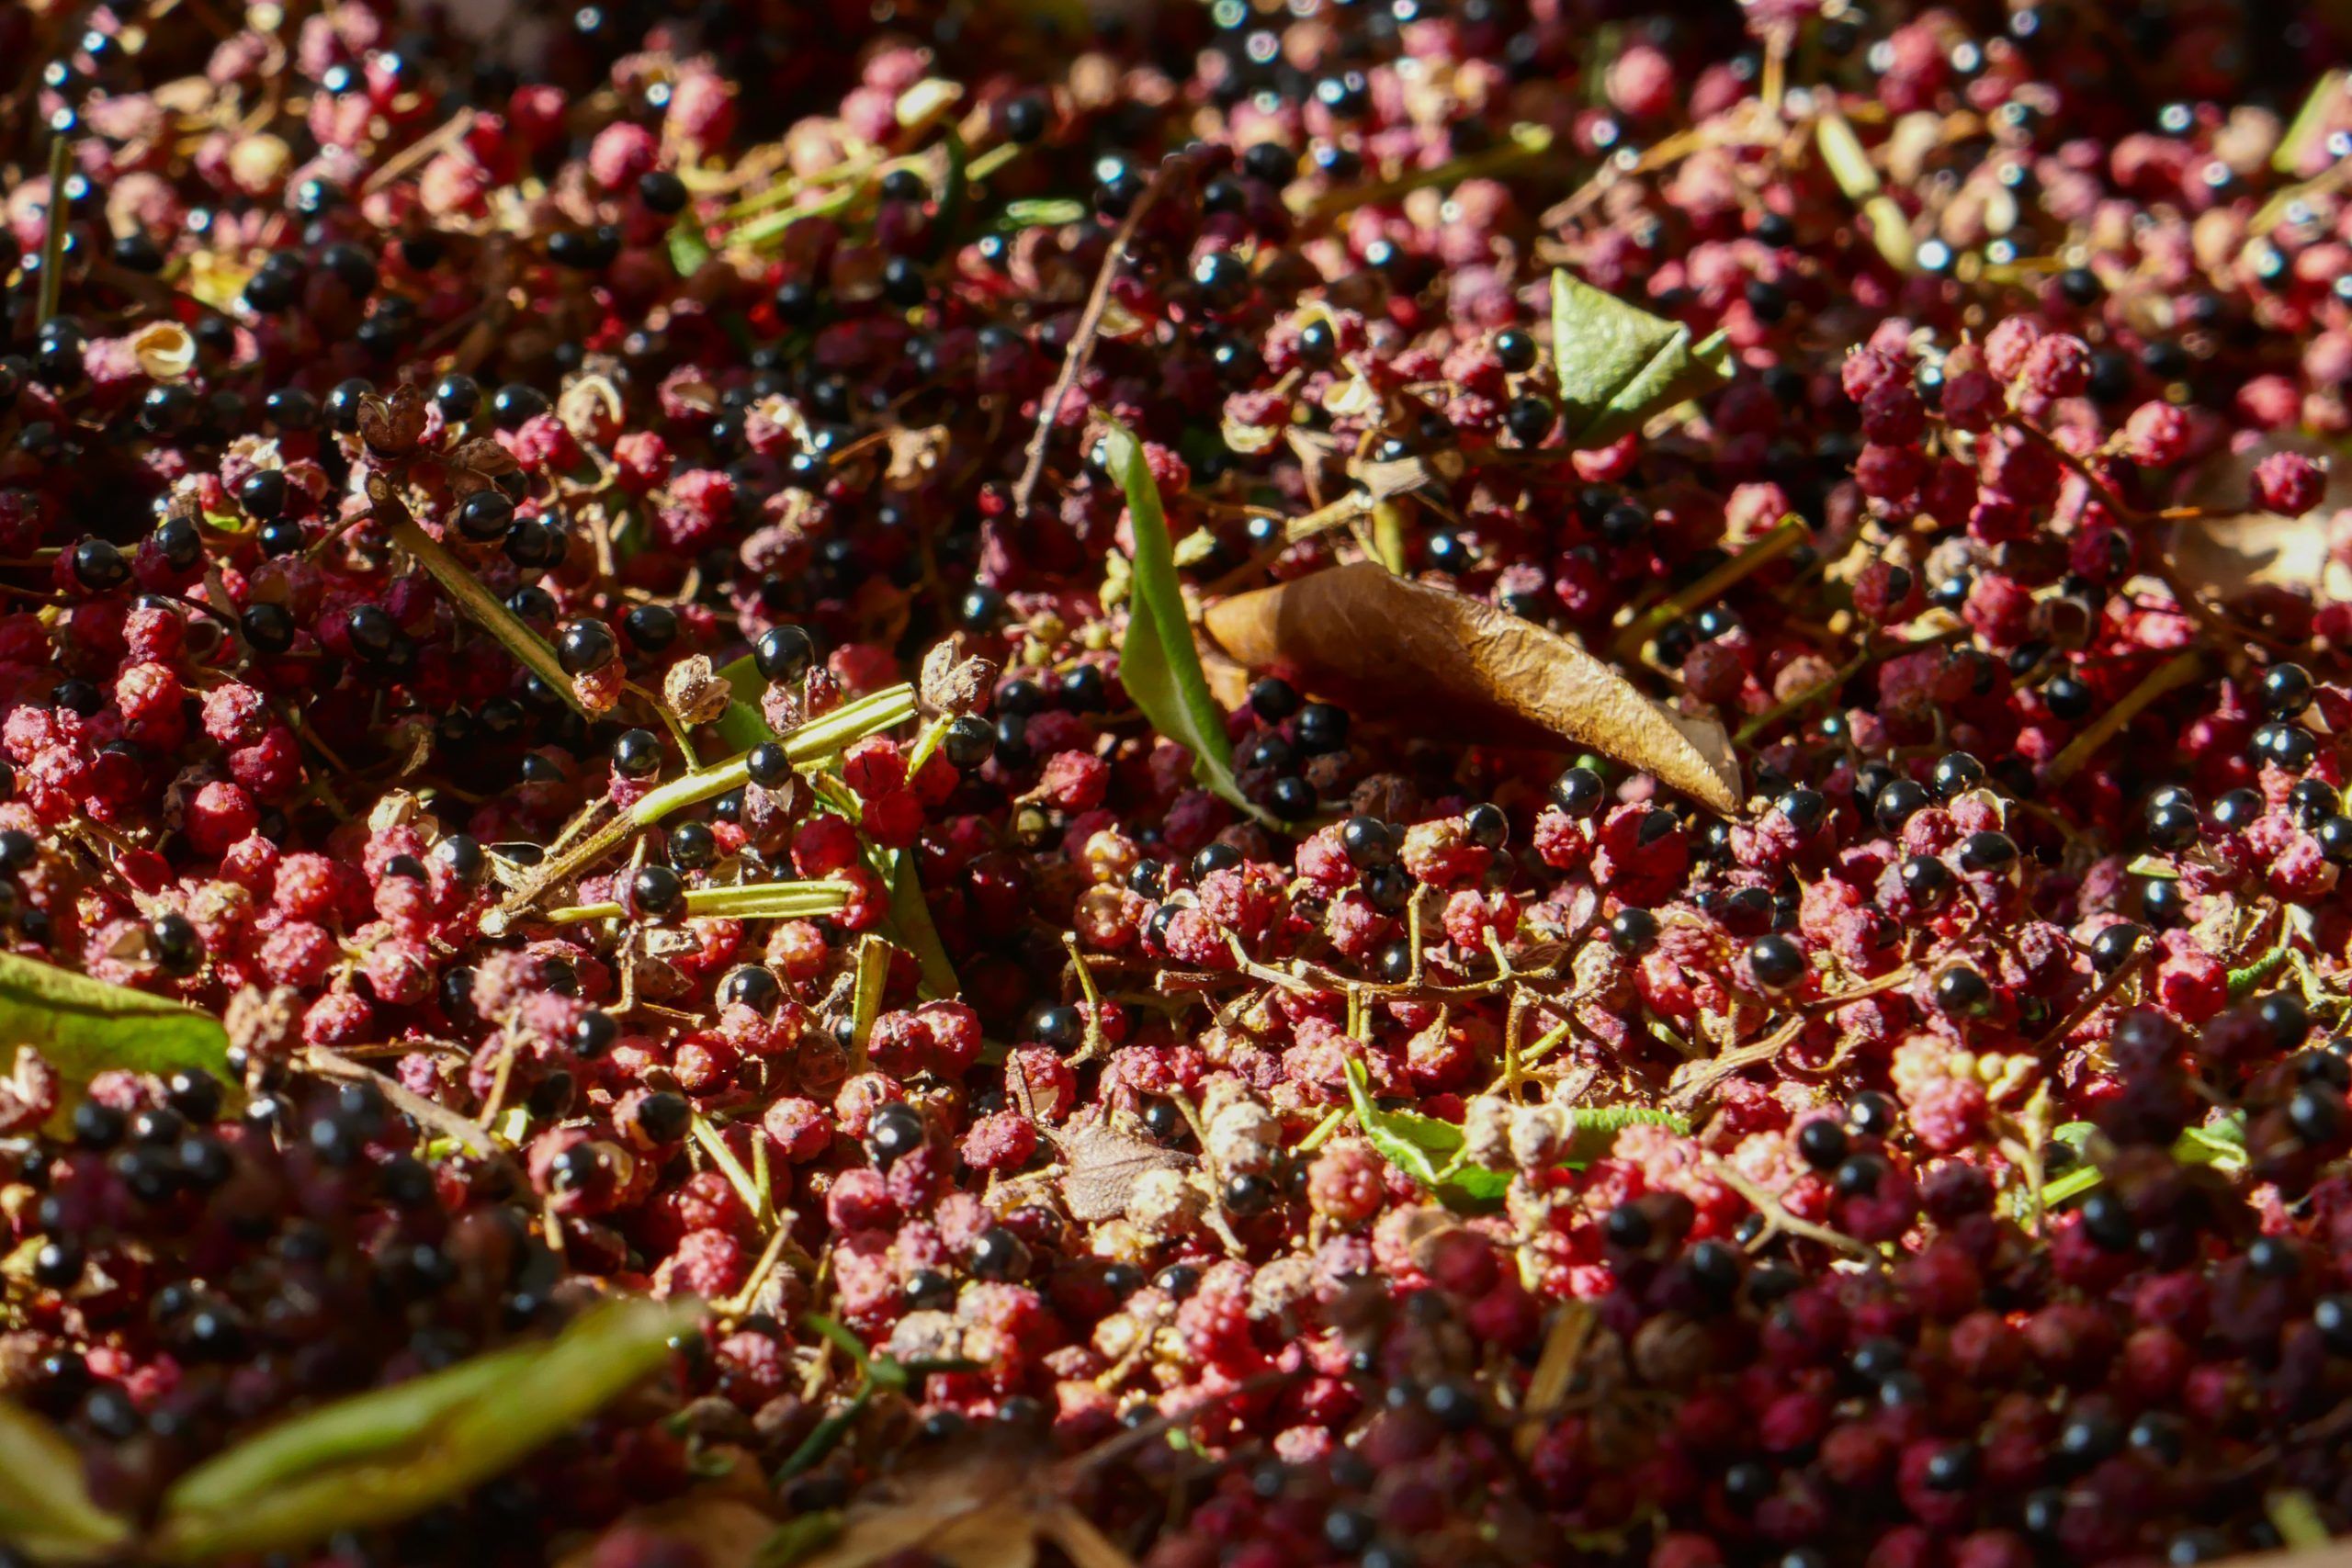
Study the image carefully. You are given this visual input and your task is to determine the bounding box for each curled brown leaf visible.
[2169,434,2352,603]
[1202,563,1742,815]
[1051,1118,1194,1223]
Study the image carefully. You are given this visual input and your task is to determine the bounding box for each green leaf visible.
[1549,269,1735,448]
[1103,417,1263,824]
[0,951,230,1089]
[1563,1103,1690,1165]
[153,1295,697,1562]
[713,652,774,753]
[1433,1150,1513,1201]
[2275,69,2349,173]
[1341,1058,1463,1186]
[390,517,589,717]
[2176,1111,2248,1172]
[2228,938,2291,998]
[0,1399,134,1561]
[756,1511,844,1566]
[2125,854,2182,880]
[2040,1114,2249,1212]
[668,216,716,277]
[993,197,1087,231]
[2041,1165,2102,1207]
[1341,1058,1509,1203]
[2267,1487,2331,1550]
[879,846,960,998]
[164,1346,538,1518]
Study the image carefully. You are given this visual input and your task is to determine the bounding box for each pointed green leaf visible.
[2176,1111,2248,1172]
[2041,1114,2248,1212]
[391,517,589,717]
[164,1346,540,1517]
[1341,1058,1509,1203]
[1563,1103,1690,1166]
[0,951,230,1088]
[154,1295,697,1562]
[2228,938,2292,998]
[879,846,959,998]
[993,197,1087,231]
[1104,418,1264,824]
[1341,1057,1462,1187]
[1549,270,1734,448]
[757,1511,844,1565]
[0,1399,133,1562]
[2041,1165,2103,1207]
[715,653,776,752]
[668,216,716,277]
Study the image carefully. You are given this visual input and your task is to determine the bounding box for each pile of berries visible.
[4,0,2352,1563]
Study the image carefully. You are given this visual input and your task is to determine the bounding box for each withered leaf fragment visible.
[1203,562,1741,814]
[1050,1117,1194,1223]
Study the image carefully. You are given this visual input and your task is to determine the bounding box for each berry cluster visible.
[2,0,2352,1563]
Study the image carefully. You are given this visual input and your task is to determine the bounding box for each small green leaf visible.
[1001,197,1088,230]
[2176,1111,2248,1171]
[1104,417,1264,823]
[391,517,589,717]
[879,846,960,998]
[714,653,777,753]
[2228,938,2292,998]
[2267,1487,2331,1550]
[1341,1057,1463,1187]
[2125,854,2182,880]
[2040,1114,2249,1211]
[0,1399,134,1562]
[668,215,716,277]
[2041,1165,2102,1207]
[2275,69,2349,174]
[993,197,1087,231]
[0,951,230,1089]
[1549,269,1734,448]
[153,1295,697,1562]
[756,1511,844,1566]
[1563,1103,1690,1166]
[1341,1059,1509,1203]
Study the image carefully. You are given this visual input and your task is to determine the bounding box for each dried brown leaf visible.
[1203,563,1741,814]
[130,321,197,382]
[551,1494,782,1568]
[1051,1118,1193,1223]
[2170,434,2352,602]
[887,425,951,486]
[920,640,1000,716]
[1038,1506,1139,1568]
[797,1460,1038,1568]
[358,386,429,459]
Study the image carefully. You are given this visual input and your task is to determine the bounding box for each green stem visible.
[482,686,916,935]
[37,133,70,326]
[775,1384,873,1482]
[542,881,849,924]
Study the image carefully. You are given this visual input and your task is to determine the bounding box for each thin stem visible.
[2038,649,2207,789]
[37,131,70,325]
[1011,156,1181,518]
